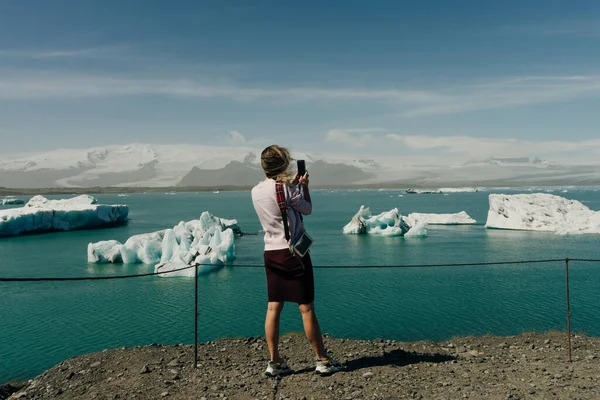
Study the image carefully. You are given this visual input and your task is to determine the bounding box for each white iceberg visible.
[485,193,600,234]
[155,227,235,277]
[120,231,165,264]
[406,211,476,225]
[343,206,427,237]
[406,187,478,194]
[342,205,371,234]
[1,197,25,206]
[438,187,478,193]
[403,221,428,237]
[88,211,239,277]
[87,240,123,263]
[0,195,128,237]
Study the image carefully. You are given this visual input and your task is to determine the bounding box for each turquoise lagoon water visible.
[1,188,599,382]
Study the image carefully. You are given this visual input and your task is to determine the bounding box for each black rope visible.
[1,257,598,282]
[0,263,198,282]
[270,259,567,269]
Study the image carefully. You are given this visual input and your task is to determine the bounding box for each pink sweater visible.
[251,179,312,251]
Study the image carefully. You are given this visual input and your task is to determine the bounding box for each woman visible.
[251,145,342,377]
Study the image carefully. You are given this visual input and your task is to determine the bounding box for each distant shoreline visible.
[1,182,597,196]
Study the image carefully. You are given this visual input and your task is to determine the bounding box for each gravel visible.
[3,331,599,399]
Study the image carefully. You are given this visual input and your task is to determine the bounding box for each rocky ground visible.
[3,332,599,400]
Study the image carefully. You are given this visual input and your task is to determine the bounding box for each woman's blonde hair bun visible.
[261,145,293,183]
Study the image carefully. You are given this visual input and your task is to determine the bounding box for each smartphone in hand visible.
[297,160,306,176]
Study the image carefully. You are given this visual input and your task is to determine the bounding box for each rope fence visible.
[1,257,599,368]
[2,258,598,282]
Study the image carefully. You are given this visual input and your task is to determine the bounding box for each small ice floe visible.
[406,187,478,194]
[1,197,25,206]
[342,206,427,237]
[405,211,476,225]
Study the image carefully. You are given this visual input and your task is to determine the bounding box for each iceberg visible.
[1,197,25,206]
[406,188,478,194]
[155,228,235,277]
[87,240,123,263]
[343,206,427,237]
[485,193,600,234]
[404,221,428,237]
[437,187,478,193]
[342,205,372,234]
[406,211,476,225]
[88,211,239,277]
[120,231,166,264]
[0,195,128,237]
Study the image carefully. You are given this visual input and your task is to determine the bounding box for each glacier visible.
[3,143,600,188]
[87,211,239,277]
[485,193,600,234]
[406,211,476,225]
[343,206,427,237]
[1,197,25,206]
[0,195,128,237]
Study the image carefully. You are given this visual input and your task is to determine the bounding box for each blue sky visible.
[1,0,600,162]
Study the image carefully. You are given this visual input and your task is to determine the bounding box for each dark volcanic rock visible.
[0,381,26,400]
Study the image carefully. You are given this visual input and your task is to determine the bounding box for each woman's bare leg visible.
[265,301,285,361]
[298,302,328,359]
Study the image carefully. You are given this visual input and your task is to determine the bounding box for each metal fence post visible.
[565,258,572,363]
[194,264,199,368]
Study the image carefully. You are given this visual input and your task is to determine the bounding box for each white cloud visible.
[2,70,600,118]
[0,46,128,60]
[386,134,600,161]
[0,70,443,104]
[226,130,246,145]
[504,19,600,38]
[326,129,376,148]
[400,76,600,117]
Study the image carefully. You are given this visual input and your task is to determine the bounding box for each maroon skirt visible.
[264,249,315,304]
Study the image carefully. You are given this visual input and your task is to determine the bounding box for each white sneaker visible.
[265,360,291,377]
[315,358,343,376]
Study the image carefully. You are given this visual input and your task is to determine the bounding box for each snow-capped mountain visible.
[1,144,600,188]
[0,144,252,188]
[0,144,379,188]
[462,157,556,168]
